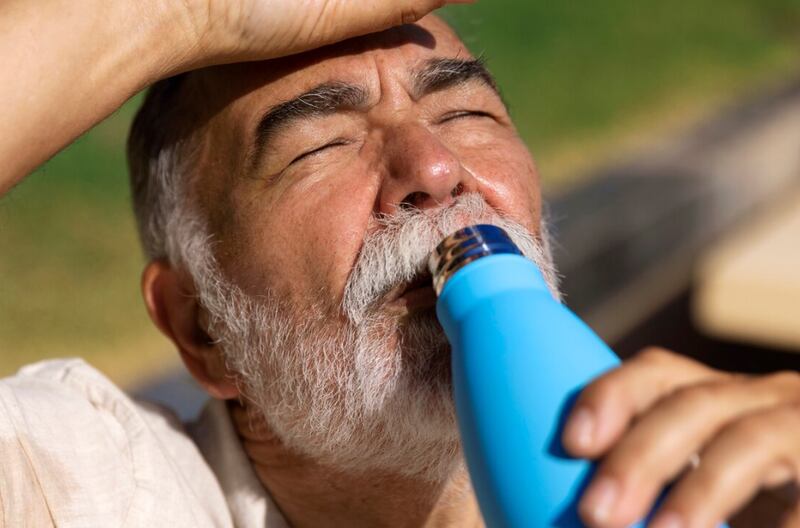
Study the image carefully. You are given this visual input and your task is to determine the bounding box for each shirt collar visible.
[189,398,290,528]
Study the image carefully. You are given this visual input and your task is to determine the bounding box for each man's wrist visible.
[122,0,211,85]
[0,0,210,184]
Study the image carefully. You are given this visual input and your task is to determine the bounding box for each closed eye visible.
[289,138,352,165]
[438,110,495,124]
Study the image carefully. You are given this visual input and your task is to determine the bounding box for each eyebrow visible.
[249,82,368,172]
[249,58,498,173]
[411,57,498,99]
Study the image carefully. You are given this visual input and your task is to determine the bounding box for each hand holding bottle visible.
[430,225,792,527]
[563,348,800,528]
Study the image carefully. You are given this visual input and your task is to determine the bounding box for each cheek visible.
[455,132,542,235]
[271,164,378,308]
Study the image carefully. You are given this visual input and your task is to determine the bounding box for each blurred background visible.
[1,1,799,395]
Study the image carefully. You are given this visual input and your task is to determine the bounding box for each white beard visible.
[185,193,560,482]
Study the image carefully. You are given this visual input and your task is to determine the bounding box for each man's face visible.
[185,16,549,478]
[193,15,542,316]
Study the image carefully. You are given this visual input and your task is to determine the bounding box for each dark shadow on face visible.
[184,22,440,135]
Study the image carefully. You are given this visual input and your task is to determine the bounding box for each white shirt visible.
[0,358,289,527]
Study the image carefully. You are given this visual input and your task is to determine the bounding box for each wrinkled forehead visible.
[193,15,470,135]
[216,16,462,98]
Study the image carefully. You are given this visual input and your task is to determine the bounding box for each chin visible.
[398,311,450,360]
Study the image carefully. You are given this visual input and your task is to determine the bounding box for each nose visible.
[377,125,477,214]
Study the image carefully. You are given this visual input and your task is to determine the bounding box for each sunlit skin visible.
[3,0,800,526]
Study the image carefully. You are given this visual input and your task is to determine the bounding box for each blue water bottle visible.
[429,224,726,528]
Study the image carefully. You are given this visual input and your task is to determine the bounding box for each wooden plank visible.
[694,189,800,351]
[549,76,800,344]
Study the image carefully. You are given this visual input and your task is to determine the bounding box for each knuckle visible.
[601,450,646,486]
[765,370,800,391]
[685,464,728,502]
[639,345,669,358]
[636,346,673,366]
[670,381,726,409]
[593,463,657,524]
[723,412,778,447]
[581,374,623,407]
[741,371,800,410]
[399,8,423,24]
[635,347,720,381]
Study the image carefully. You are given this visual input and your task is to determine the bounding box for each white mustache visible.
[342,193,559,324]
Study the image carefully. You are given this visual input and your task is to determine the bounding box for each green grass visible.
[0,97,179,385]
[1,1,798,384]
[442,0,800,179]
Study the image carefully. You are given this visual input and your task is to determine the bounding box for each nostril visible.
[400,191,429,210]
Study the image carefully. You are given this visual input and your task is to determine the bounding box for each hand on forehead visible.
[199,16,472,142]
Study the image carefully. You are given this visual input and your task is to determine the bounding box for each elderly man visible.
[2,1,800,527]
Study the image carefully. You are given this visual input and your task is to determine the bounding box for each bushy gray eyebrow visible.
[249,82,367,173]
[411,57,498,98]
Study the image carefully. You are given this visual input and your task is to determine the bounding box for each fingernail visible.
[565,406,594,450]
[580,476,618,524]
[649,510,684,528]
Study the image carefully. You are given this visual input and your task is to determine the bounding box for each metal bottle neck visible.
[428,224,523,296]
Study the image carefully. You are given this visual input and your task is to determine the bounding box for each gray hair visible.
[127,73,204,266]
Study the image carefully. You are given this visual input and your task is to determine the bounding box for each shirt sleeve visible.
[0,382,56,527]
[0,359,227,527]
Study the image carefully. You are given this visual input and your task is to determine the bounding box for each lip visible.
[385,273,437,314]
[398,284,438,311]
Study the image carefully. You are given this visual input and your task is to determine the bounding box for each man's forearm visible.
[0,0,195,193]
[0,0,463,193]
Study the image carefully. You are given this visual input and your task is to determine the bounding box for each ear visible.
[142,260,240,400]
